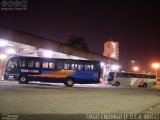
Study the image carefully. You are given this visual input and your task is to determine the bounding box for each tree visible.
[66,35,89,51]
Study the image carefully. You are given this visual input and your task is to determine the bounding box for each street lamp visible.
[152,63,160,80]
[0,54,7,59]
[6,48,16,54]
[133,66,139,72]
[43,50,53,58]
[130,60,135,71]
[0,40,7,47]
[100,62,105,67]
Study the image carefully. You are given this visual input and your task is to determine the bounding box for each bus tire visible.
[19,76,29,84]
[143,83,148,87]
[115,81,120,87]
[64,78,75,87]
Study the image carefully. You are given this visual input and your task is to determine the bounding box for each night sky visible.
[0,0,160,71]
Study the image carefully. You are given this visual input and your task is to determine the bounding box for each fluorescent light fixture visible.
[43,50,53,58]
[100,62,105,67]
[6,48,16,54]
[0,54,7,59]
[111,65,121,71]
[0,39,15,47]
[0,40,7,47]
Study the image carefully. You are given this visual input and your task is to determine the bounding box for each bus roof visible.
[109,71,155,76]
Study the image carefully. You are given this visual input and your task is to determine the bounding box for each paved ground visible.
[0,81,160,120]
[0,80,160,120]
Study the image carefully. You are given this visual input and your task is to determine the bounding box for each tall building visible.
[103,40,119,60]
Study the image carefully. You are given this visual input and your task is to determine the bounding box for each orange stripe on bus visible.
[28,70,76,78]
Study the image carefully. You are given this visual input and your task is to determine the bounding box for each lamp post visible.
[131,60,135,65]
[152,63,160,80]
[130,60,135,72]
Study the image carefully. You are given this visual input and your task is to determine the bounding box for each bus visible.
[3,56,101,87]
[107,72,156,87]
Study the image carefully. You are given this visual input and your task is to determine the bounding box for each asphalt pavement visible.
[0,80,160,120]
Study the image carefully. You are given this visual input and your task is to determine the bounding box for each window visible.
[137,74,144,78]
[130,73,136,78]
[119,73,124,77]
[122,73,129,78]
[84,64,95,70]
[90,65,94,70]
[35,61,40,68]
[108,72,115,80]
[43,62,49,68]
[71,64,78,70]
[28,60,40,68]
[58,63,64,69]
[78,64,83,70]
[42,62,55,69]
[7,60,18,69]
[64,63,70,69]
[49,62,55,69]
[150,75,156,79]
[143,74,148,78]
[115,73,121,77]
[20,60,26,67]
[28,61,34,67]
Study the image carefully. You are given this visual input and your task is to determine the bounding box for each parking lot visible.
[0,80,160,116]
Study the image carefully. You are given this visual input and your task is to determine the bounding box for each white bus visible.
[107,72,156,87]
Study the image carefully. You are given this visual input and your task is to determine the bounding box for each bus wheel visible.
[65,78,75,87]
[19,76,29,84]
[143,83,148,87]
[115,82,120,87]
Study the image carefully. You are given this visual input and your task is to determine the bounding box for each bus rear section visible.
[107,72,156,87]
[4,56,101,87]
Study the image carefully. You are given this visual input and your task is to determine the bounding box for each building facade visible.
[103,41,119,60]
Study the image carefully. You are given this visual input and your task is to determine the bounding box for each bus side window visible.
[71,64,78,70]
[20,60,26,67]
[84,65,87,70]
[71,64,74,69]
[28,60,40,68]
[90,65,94,70]
[122,73,126,77]
[64,63,70,69]
[84,64,92,70]
[137,74,144,78]
[35,61,40,68]
[75,64,78,69]
[58,63,64,69]
[115,73,118,77]
[78,64,83,70]
[119,73,123,77]
[49,62,55,69]
[126,73,130,78]
[127,73,131,78]
[108,72,114,80]
[28,61,34,67]
[150,75,156,79]
[43,62,49,68]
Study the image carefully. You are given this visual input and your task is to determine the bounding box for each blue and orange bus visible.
[4,56,101,87]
